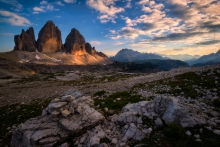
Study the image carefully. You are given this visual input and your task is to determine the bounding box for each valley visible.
[0,61,220,146]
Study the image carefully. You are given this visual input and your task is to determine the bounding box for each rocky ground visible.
[0,63,220,146]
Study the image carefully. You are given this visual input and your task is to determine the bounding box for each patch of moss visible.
[94,91,142,113]
[0,98,53,146]
[94,90,106,97]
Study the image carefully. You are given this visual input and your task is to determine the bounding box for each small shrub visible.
[164,123,184,139]
[213,98,220,108]
[94,90,106,97]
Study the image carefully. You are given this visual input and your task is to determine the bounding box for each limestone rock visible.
[37,20,63,53]
[123,123,145,141]
[85,43,96,56]
[14,27,36,52]
[10,93,104,147]
[64,28,86,55]
[154,96,206,127]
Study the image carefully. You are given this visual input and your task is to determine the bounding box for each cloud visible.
[90,41,102,45]
[0,32,14,36]
[33,7,45,12]
[125,0,132,8]
[114,41,125,45]
[33,12,39,14]
[33,1,60,13]
[110,35,122,40]
[40,0,48,5]
[196,40,220,45]
[64,0,76,3]
[56,1,64,6]
[87,0,124,23]
[0,10,31,26]
[0,0,23,12]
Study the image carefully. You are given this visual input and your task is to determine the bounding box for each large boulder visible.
[64,28,86,55]
[37,20,63,53]
[10,94,105,147]
[154,96,207,127]
[14,27,36,52]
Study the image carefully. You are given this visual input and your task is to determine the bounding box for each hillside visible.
[110,49,163,62]
[189,50,220,66]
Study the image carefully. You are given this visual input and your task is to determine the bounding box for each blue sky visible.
[0,0,220,56]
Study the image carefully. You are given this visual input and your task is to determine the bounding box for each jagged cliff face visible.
[64,28,86,55]
[37,21,63,53]
[14,27,36,52]
[85,43,96,56]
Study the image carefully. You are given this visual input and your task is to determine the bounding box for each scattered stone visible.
[194,134,200,139]
[185,131,192,136]
[213,129,220,135]
[61,109,71,117]
[111,138,118,145]
[155,118,163,126]
[104,107,108,112]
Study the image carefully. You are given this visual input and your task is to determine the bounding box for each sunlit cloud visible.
[0,10,31,26]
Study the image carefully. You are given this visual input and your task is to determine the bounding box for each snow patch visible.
[19,59,29,63]
[35,55,41,60]
[42,54,62,62]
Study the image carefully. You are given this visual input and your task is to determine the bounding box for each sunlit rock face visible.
[14,27,36,52]
[64,28,87,55]
[37,20,63,53]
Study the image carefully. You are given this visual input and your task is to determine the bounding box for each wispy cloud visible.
[90,41,102,45]
[0,10,31,26]
[114,41,125,45]
[0,0,23,12]
[56,1,65,6]
[87,0,124,23]
[64,0,76,3]
[0,32,14,36]
[33,1,60,14]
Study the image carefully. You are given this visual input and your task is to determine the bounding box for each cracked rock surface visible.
[10,94,104,147]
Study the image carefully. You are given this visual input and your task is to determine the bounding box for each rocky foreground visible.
[10,89,220,147]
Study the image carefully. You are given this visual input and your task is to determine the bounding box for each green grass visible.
[213,98,220,108]
[131,123,220,147]
[94,91,142,113]
[0,98,53,146]
[94,90,106,97]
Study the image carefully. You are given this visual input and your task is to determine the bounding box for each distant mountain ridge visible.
[134,59,189,71]
[110,49,189,71]
[162,54,200,62]
[189,50,220,66]
[110,49,163,62]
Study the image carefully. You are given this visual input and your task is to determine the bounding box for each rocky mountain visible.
[64,28,86,55]
[110,49,163,62]
[37,21,63,53]
[11,20,111,65]
[162,54,200,62]
[14,27,36,52]
[135,59,189,71]
[189,50,220,66]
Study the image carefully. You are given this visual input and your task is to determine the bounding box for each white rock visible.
[89,136,100,146]
[154,118,163,126]
[104,107,108,112]
[42,109,47,116]
[48,102,67,109]
[196,139,202,142]
[213,129,220,135]
[61,109,71,117]
[59,142,69,147]
[194,134,200,139]
[124,123,145,141]
[51,110,60,115]
[185,131,192,136]
[111,138,118,145]
[61,95,74,102]
[117,98,121,101]
[205,126,212,131]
